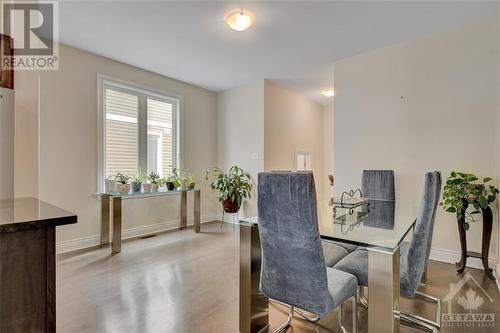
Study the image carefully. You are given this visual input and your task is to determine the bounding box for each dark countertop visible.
[0,198,77,234]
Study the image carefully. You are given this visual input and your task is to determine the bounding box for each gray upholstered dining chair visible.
[324,170,396,259]
[334,171,442,332]
[258,172,358,333]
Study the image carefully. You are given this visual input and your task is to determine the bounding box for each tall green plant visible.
[440,171,499,230]
[205,166,253,206]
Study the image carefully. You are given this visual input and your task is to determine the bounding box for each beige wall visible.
[322,102,334,200]
[263,80,327,199]
[334,21,498,267]
[216,81,265,218]
[16,44,218,252]
[14,71,39,198]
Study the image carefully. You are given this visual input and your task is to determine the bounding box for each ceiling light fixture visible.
[321,89,335,97]
[225,10,255,32]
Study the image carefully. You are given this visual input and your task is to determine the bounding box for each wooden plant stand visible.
[456,201,495,280]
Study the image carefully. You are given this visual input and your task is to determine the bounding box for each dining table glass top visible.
[239,198,416,251]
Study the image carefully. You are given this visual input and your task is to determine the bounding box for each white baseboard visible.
[56,213,217,254]
[429,246,496,271]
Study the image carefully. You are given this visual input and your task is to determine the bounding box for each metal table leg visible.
[112,196,122,254]
[180,191,187,230]
[368,246,400,333]
[239,223,269,333]
[100,194,110,247]
[194,190,200,233]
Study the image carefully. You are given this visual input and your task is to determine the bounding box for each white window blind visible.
[101,79,180,187]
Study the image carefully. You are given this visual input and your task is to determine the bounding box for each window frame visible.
[97,74,183,192]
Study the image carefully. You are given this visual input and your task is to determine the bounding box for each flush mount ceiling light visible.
[321,89,335,97]
[225,10,255,32]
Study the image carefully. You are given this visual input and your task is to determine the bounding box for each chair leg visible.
[338,296,357,333]
[400,290,441,329]
[358,286,368,308]
[274,305,294,333]
[399,311,438,333]
[294,307,320,323]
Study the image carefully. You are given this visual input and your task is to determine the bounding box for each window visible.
[98,77,180,190]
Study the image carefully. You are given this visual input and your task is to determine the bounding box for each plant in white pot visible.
[105,175,117,193]
[115,173,131,194]
[205,166,253,213]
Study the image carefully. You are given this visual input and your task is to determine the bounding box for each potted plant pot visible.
[117,183,130,194]
[143,183,152,192]
[222,198,240,213]
[151,183,159,191]
[105,179,117,193]
[188,182,195,189]
[166,181,175,191]
[131,181,142,193]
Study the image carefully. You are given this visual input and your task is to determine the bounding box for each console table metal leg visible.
[194,190,200,233]
[180,191,187,230]
[100,194,110,247]
[112,197,122,254]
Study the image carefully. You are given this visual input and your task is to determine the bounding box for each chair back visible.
[257,172,334,316]
[401,172,441,296]
[361,170,395,201]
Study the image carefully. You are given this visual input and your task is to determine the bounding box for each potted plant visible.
[172,168,187,189]
[131,169,146,193]
[164,175,176,191]
[105,175,117,193]
[205,166,252,213]
[441,171,499,230]
[115,172,131,194]
[148,172,161,191]
[186,172,196,189]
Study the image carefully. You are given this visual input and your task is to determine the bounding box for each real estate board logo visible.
[1,0,59,70]
[442,272,495,329]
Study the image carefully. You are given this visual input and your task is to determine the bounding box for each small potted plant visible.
[105,175,117,193]
[206,166,252,213]
[149,172,161,191]
[165,175,176,191]
[115,172,131,194]
[131,169,146,193]
[441,171,499,230]
[172,168,186,189]
[186,172,196,189]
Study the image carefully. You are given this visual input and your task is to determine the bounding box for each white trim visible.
[56,213,217,254]
[429,246,496,270]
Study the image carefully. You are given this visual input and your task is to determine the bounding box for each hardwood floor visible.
[57,221,500,333]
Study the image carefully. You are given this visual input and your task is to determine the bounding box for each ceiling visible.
[56,1,497,104]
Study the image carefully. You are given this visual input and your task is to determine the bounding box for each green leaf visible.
[483,177,493,183]
[478,196,488,209]
[463,222,470,231]
[451,171,457,177]
[446,207,456,213]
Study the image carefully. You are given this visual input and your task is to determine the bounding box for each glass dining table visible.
[238,198,415,333]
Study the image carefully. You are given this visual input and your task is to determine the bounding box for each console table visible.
[0,198,77,332]
[100,189,201,254]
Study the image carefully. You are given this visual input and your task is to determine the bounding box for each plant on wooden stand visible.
[205,166,253,213]
[441,171,499,230]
